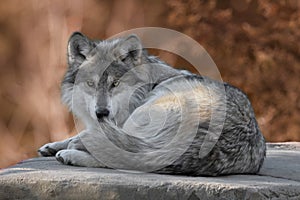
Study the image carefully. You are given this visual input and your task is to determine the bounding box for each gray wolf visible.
[38,32,266,176]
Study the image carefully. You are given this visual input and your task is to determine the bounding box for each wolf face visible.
[62,33,140,126]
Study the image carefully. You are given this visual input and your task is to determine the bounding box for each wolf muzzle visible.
[95,107,110,121]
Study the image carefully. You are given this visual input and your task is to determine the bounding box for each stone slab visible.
[1,143,300,200]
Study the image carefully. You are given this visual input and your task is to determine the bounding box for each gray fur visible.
[38,32,266,176]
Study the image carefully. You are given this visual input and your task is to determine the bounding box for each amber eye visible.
[86,80,95,88]
[112,79,120,87]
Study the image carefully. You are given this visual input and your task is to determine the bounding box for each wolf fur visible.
[38,32,266,176]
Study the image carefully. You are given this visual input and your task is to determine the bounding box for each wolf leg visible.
[55,149,105,167]
[38,135,78,157]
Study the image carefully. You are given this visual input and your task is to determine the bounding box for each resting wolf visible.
[38,32,266,176]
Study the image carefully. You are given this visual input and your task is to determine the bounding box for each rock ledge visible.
[1,143,300,200]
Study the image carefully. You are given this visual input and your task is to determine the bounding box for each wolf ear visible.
[115,34,142,65]
[67,32,94,67]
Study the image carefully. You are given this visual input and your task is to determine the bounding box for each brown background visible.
[0,0,299,168]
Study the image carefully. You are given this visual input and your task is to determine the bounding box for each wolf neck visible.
[143,62,182,86]
[112,61,182,127]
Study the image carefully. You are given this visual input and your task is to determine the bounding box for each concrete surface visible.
[1,143,300,200]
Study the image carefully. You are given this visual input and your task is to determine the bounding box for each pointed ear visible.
[115,34,143,65]
[67,32,94,67]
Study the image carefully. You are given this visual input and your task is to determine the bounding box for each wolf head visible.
[61,32,179,128]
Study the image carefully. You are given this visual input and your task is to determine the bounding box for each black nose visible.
[95,107,110,119]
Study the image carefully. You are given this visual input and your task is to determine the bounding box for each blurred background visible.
[0,0,299,168]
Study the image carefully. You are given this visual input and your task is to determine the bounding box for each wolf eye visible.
[86,80,95,88]
[112,79,120,87]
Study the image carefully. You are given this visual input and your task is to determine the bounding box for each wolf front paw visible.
[55,150,73,165]
[55,149,106,167]
[38,143,58,157]
[38,138,72,157]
